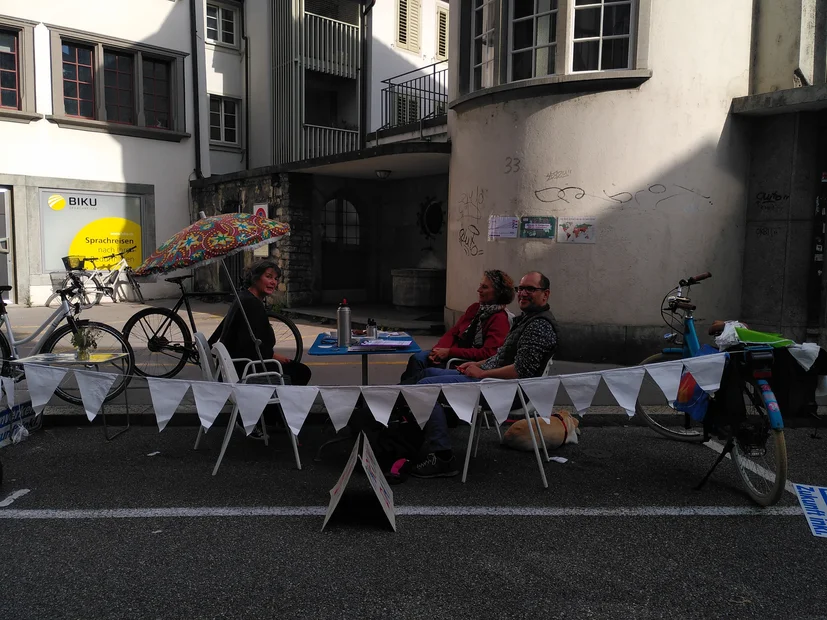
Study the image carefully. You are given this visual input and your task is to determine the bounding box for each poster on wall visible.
[487,215,519,240]
[519,216,556,239]
[557,217,597,244]
[39,189,143,271]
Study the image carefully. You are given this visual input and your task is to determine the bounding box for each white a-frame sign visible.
[322,432,396,531]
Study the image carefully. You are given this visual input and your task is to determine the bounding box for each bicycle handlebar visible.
[679,272,711,287]
[99,246,138,261]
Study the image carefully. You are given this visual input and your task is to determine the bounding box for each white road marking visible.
[704,440,796,495]
[0,489,31,507]
[0,505,802,519]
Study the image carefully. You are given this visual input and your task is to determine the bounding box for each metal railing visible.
[380,60,448,131]
[302,124,360,159]
[303,12,359,79]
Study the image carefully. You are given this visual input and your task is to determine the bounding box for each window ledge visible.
[205,41,241,54]
[209,142,243,153]
[450,69,653,112]
[45,115,190,142]
[0,109,41,124]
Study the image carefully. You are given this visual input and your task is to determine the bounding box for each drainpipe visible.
[242,1,250,170]
[189,0,204,179]
[359,1,376,151]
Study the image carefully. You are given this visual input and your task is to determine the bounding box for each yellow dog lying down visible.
[502,410,580,451]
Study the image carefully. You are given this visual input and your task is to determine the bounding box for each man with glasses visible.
[411,271,559,478]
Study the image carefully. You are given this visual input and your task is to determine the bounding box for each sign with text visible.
[322,432,396,531]
[519,216,556,239]
[794,484,827,538]
[0,402,36,449]
[39,189,143,271]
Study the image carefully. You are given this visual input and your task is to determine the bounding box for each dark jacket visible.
[209,289,274,363]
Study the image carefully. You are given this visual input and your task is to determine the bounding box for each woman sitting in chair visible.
[400,269,513,383]
[210,259,311,386]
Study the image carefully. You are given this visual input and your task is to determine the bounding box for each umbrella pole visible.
[219,258,268,372]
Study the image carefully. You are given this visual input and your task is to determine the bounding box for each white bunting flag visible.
[147,378,191,432]
[440,382,481,424]
[191,381,233,430]
[645,359,684,404]
[361,386,401,427]
[25,364,68,414]
[2,376,15,409]
[74,370,118,422]
[683,353,726,394]
[275,385,319,435]
[561,373,602,413]
[480,381,518,425]
[319,387,362,432]
[400,385,442,429]
[519,376,560,420]
[233,384,276,435]
[602,367,646,416]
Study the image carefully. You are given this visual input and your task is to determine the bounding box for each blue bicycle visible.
[635,272,788,506]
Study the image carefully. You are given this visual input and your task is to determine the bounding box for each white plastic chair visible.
[208,342,301,474]
[461,356,556,489]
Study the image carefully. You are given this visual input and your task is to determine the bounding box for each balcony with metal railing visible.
[380,61,448,131]
[303,12,359,79]
[302,124,360,160]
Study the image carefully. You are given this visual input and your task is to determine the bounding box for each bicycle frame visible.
[1,297,76,357]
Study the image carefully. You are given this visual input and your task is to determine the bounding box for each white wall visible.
[369,0,449,131]
[445,0,753,344]
[0,0,202,302]
[244,0,273,168]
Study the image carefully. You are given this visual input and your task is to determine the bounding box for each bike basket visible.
[62,256,86,270]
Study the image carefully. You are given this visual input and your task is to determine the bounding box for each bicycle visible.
[635,272,788,506]
[0,274,135,406]
[121,274,303,378]
[46,247,144,308]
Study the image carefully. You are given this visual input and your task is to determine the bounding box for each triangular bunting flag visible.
[191,381,233,430]
[400,385,442,429]
[683,353,726,393]
[480,381,518,425]
[645,359,683,403]
[275,385,319,435]
[74,370,118,422]
[519,376,560,420]
[147,378,191,432]
[25,364,68,415]
[2,376,15,409]
[361,386,401,426]
[602,367,646,416]
[319,387,362,432]
[441,382,481,424]
[233,384,276,435]
[561,374,601,413]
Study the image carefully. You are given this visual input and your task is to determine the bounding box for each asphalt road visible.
[1,422,826,619]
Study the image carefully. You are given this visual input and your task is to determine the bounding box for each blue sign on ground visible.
[0,402,36,449]
[794,484,827,538]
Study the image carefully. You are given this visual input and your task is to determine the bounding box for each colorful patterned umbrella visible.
[134,213,290,276]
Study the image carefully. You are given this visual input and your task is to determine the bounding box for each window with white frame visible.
[436,4,449,61]
[472,0,497,90]
[209,95,239,144]
[572,0,633,72]
[510,0,558,81]
[206,3,237,47]
[396,0,421,54]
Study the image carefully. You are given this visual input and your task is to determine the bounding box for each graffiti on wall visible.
[457,186,486,257]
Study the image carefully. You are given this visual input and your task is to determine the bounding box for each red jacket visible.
[435,302,510,361]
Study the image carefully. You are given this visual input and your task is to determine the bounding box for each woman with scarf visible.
[400,269,514,383]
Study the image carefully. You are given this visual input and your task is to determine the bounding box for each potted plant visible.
[71,327,101,360]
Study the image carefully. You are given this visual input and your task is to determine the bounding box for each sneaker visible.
[410,453,459,478]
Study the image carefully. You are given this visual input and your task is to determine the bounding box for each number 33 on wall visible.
[504,156,521,174]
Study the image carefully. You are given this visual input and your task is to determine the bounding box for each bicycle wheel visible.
[731,381,788,506]
[127,272,145,304]
[267,311,303,362]
[635,352,706,443]
[41,321,135,406]
[123,307,192,378]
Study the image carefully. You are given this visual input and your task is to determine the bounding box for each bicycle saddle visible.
[165,275,194,285]
[0,286,11,293]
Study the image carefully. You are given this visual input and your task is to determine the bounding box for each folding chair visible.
[209,342,302,474]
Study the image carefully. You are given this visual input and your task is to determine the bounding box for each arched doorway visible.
[322,196,367,301]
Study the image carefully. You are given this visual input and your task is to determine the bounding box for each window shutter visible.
[397,0,421,53]
[397,0,409,49]
[436,7,448,61]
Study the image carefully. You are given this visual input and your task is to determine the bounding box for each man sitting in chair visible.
[411,271,559,478]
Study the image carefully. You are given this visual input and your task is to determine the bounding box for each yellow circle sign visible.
[48,194,67,211]
[68,217,142,268]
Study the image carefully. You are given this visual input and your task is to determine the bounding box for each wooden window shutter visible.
[436,6,448,61]
[397,0,420,53]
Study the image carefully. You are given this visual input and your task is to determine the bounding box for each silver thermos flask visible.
[337,299,351,347]
[367,318,378,339]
